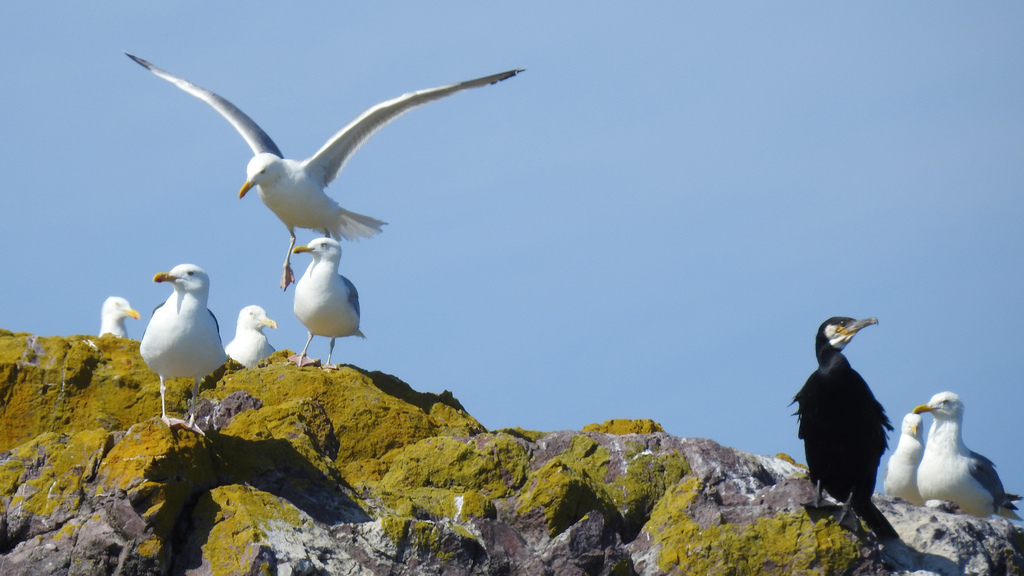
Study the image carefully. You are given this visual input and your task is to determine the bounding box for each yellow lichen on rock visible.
[494,427,549,442]
[0,332,199,451]
[0,428,112,518]
[647,476,862,576]
[211,398,348,492]
[381,434,529,498]
[97,419,215,543]
[583,418,665,435]
[517,434,619,536]
[209,362,485,471]
[189,485,303,576]
[367,433,528,520]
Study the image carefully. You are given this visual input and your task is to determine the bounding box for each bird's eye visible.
[187,271,195,276]
[838,320,847,327]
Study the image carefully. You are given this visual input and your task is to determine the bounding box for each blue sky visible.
[2,3,1022,499]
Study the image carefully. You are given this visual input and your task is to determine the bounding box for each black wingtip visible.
[124,52,153,70]
[492,68,526,85]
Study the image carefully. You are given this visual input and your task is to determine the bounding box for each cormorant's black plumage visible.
[792,316,898,540]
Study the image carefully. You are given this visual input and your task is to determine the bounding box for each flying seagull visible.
[125,53,523,290]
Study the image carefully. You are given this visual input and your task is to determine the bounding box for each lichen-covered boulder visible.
[0,331,1022,575]
[206,357,486,472]
[210,397,370,526]
[0,428,113,544]
[178,484,366,576]
[583,419,665,435]
[0,333,174,450]
[97,418,217,564]
[371,433,531,521]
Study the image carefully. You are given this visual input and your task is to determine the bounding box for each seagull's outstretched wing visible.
[303,68,524,188]
[125,53,283,158]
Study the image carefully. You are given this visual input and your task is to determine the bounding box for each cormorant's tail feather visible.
[334,209,387,241]
[854,499,899,540]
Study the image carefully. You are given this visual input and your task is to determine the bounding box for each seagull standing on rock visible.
[289,238,363,370]
[913,391,1021,519]
[883,413,925,505]
[99,296,140,338]
[225,305,278,368]
[126,53,523,290]
[139,264,227,433]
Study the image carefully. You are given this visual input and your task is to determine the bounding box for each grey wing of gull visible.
[141,301,166,341]
[303,68,524,188]
[125,53,283,158]
[968,450,1009,508]
[209,309,222,342]
[341,275,360,317]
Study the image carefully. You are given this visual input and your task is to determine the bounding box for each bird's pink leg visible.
[280,232,297,291]
[288,333,320,367]
[322,337,339,370]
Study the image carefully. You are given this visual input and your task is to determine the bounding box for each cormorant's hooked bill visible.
[821,316,877,351]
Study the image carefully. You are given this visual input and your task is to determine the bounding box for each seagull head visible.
[238,304,277,333]
[900,412,923,439]
[293,237,342,264]
[102,296,140,322]
[153,264,211,295]
[913,391,964,422]
[239,153,285,198]
[818,316,877,351]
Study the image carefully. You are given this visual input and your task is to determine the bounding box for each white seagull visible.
[225,305,278,369]
[913,391,1021,519]
[99,296,140,338]
[289,237,363,369]
[139,264,227,433]
[126,53,523,290]
[883,413,925,505]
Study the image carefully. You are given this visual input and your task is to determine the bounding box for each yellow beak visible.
[126,308,141,320]
[912,404,934,415]
[263,318,278,329]
[153,272,175,283]
[239,180,256,199]
[293,245,312,254]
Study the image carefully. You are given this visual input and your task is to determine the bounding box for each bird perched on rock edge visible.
[792,316,899,539]
[139,264,227,434]
[225,305,278,369]
[289,237,363,370]
[100,296,140,338]
[126,52,524,290]
[913,391,1021,519]
[883,413,925,505]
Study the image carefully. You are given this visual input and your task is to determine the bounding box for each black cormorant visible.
[792,316,899,539]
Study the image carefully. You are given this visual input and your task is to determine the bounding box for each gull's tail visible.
[334,209,387,241]
[998,493,1022,520]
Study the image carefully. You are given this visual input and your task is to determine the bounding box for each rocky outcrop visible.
[0,330,1021,575]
